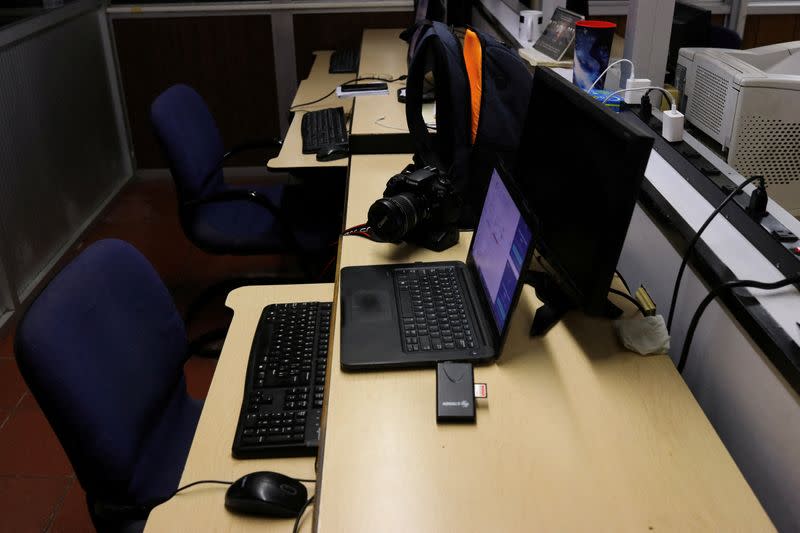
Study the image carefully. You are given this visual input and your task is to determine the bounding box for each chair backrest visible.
[15,239,189,501]
[709,25,743,50]
[150,84,226,202]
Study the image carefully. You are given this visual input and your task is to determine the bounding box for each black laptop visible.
[340,165,537,370]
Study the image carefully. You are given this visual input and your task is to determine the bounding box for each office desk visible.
[268,51,353,170]
[145,283,334,533]
[350,28,415,154]
[314,236,773,531]
[344,154,413,228]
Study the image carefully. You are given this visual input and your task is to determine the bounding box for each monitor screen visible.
[515,67,653,315]
[470,169,533,332]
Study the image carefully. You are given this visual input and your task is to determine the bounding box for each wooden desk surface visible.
[145,283,334,533]
[315,237,773,532]
[344,154,413,228]
[268,51,353,170]
[358,28,407,80]
[351,28,412,145]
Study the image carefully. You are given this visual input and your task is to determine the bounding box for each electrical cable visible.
[587,58,635,93]
[666,175,763,332]
[608,288,646,316]
[342,222,369,235]
[677,275,800,373]
[162,475,315,503]
[168,479,232,498]
[292,494,315,533]
[290,76,407,111]
[602,86,675,109]
[374,116,409,131]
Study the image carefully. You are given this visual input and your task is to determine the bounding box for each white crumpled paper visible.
[614,315,670,355]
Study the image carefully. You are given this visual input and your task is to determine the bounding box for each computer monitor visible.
[666,2,711,84]
[514,67,654,326]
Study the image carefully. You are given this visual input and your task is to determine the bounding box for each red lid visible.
[576,20,617,29]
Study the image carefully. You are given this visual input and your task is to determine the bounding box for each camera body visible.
[367,165,461,251]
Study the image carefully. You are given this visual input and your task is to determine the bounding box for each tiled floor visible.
[0,177,308,532]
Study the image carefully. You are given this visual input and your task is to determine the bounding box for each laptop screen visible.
[470,169,533,332]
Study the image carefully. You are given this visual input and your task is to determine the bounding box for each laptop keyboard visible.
[395,266,475,352]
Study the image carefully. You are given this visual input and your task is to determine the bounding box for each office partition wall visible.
[108,1,413,170]
[0,0,133,331]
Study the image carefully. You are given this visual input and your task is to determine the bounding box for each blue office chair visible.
[15,239,202,532]
[710,25,743,50]
[150,84,341,336]
[150,83,338,260]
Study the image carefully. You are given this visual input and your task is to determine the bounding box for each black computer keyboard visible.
[395,266,474,352]
[232,302,332,459]
[329,48,359,73]
[300,107,348,154]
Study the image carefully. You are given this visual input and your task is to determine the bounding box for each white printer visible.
[676,42,800,214]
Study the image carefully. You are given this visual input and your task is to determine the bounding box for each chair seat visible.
[189,186,286,254]
[189,184,340,255]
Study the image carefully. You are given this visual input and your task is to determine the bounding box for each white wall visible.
[619,200,800,533]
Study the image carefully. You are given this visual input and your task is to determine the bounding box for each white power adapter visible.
[624,78,651,105]
[662,107,685,143]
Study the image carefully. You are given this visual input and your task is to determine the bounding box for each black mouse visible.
[224,471,308,517]
[316,144,349,162]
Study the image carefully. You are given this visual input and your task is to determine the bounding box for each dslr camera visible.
[368,165,461,251]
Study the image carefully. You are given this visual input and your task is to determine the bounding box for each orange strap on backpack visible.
[463,29,482,145]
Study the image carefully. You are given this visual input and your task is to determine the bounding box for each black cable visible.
[608,288,646,316]
[161,476,315,504]
[170,479,232,498]
[677,275,800,373]
[292,494,315,533]
[666,175,763,332]
[290,75,407,111]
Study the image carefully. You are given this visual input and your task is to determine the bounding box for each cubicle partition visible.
[0,0,133,332]
[108,1,413,170]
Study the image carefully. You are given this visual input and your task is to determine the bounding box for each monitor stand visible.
[523,271,622,336]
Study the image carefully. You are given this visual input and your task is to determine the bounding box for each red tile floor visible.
[0,177,308,532]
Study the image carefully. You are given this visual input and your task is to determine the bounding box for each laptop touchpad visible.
[349,290,392,322]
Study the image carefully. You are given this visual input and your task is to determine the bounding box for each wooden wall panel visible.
[293,12,414,80]
[113,16,280,168]
[593,14,725,38]
[594,15,626,36]
[743,15,800,49]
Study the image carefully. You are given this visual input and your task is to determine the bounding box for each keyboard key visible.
[396,267,478,355]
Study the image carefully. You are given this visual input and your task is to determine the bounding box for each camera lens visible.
[368,192,426,242]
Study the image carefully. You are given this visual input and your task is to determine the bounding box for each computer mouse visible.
[224,471,308,517]
[316,144,349,162]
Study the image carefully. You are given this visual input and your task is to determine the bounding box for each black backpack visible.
[404,21,533,226]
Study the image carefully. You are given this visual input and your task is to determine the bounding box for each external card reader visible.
[436,361,476,423]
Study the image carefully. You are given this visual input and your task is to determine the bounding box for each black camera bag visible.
[404,21,532,226]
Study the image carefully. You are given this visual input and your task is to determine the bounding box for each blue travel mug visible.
[572,20,617,91]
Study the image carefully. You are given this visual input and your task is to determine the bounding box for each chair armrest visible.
[222,138,283,162]
[197,139,283,193]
